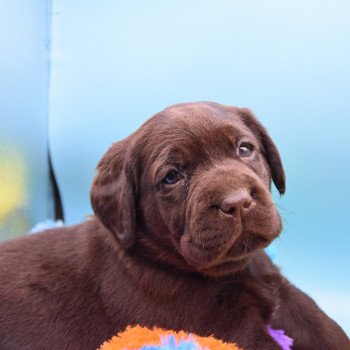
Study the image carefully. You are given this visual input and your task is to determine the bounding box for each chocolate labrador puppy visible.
[0,102,348,350]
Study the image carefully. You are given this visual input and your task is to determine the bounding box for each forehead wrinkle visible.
[146,140,190,184]
[152,142,195,170]
[226,122,260,148]
[170,120,256,158]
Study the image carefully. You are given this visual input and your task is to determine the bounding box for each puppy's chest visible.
[181,278,279,328]
[218,281,277,321]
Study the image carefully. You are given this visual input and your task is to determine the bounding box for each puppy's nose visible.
[220,191,253,217]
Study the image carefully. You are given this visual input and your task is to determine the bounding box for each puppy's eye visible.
[162,170,182,185]
[238,143,254,158]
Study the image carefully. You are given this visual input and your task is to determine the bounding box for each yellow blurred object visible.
[0,147,27,221]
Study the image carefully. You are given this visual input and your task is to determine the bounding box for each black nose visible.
[220,190,253,217]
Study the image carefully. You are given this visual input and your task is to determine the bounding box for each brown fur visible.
[0,102,348,350]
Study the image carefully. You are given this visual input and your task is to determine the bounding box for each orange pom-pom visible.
[98,325,242,350]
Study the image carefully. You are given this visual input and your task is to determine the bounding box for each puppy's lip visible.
[206,248,253,266]
[181,241,252,271]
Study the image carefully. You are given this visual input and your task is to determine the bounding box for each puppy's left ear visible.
[90,138,137,248]
[239,108,286,195]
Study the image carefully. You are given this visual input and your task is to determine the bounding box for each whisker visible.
[274,204,294,214]
[280,215,290,225]
[243,240,252,255]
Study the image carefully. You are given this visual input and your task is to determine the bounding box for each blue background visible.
[0,1,52,239]
[1,0,349,334]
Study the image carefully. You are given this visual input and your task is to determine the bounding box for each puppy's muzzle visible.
[181,163,281,272]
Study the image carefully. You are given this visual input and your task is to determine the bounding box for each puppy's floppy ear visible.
[90,138,137,248]
[239,108,286,195]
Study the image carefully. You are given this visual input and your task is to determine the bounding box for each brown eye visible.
[162,170,182,185]
[238,143,254,157]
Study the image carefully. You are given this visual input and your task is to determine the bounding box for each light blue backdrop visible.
[0,1,52,240]
[46,0,350,334]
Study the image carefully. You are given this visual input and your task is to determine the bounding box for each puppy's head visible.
[91,102,285,277]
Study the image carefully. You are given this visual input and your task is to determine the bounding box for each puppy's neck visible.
[93,218,280,307]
